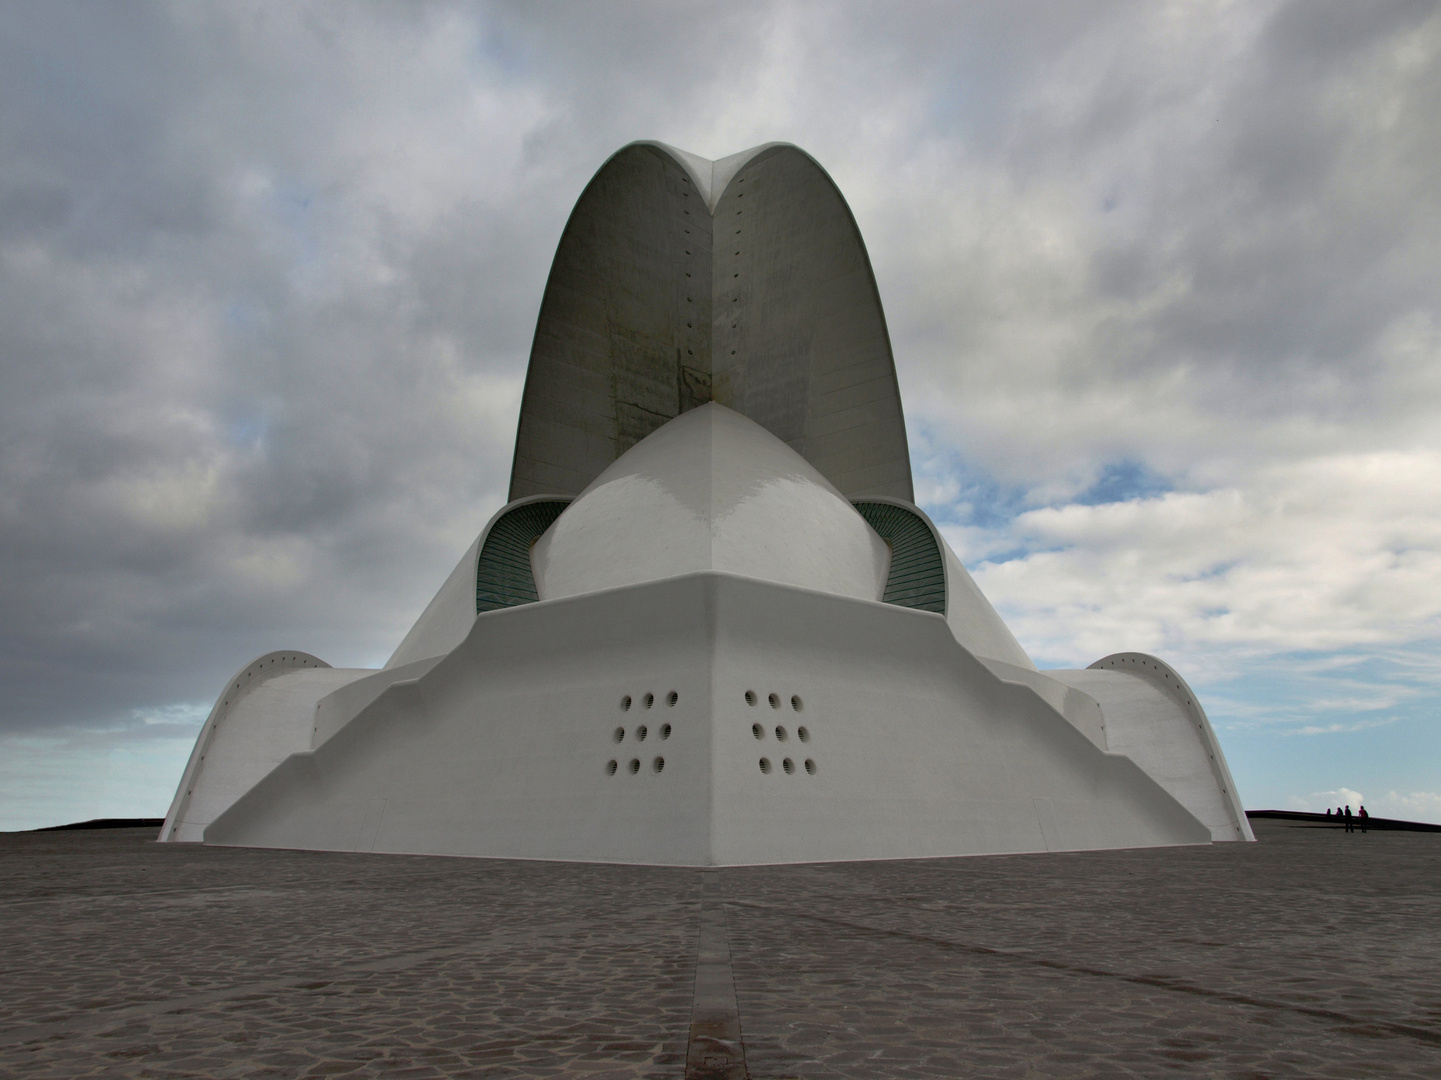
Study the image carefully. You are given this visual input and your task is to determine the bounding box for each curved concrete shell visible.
[159,652,367,842]
[509,141,913,503]
[532,404,890,603]
[1047,653,1254,841]
[164,139,1251,864]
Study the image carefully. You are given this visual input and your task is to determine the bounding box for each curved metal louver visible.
[854,501,946,614]
[476,500,570,614]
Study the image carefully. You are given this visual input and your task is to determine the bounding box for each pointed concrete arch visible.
[509,141,913,502]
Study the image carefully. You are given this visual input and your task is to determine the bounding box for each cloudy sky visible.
[2,0,1439,830]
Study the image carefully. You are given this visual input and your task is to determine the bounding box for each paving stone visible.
[0,821,1437,1077]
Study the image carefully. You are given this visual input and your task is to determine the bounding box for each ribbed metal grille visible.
[476,500,570,614]
[854,501,946,614]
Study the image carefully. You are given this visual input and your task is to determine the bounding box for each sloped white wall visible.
[1048,655,1253,841]
[160,653,371,842]
[205,574,1211,864]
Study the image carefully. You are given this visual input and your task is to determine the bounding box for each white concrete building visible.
[161,142,1252,863]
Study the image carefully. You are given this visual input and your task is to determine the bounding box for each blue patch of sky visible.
[1192,642,1441,819]
[268,179,322,272]
[908,421,1029,532]
[1073,459,1173,506]
[910,420,1176,564]
[224,300,270,338]
[223,410,269,450]
[472,20,527,80]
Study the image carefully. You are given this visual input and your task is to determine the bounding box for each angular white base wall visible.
[204,573,1212,865]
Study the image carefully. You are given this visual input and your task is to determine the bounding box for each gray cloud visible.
[1,1,1438,825]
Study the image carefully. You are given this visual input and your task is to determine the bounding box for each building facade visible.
[161,142,1252,863]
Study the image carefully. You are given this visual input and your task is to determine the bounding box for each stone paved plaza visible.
[2,820,1438,1078]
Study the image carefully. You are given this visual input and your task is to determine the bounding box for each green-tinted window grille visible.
[854,501,947,614]
[476,500,570,614]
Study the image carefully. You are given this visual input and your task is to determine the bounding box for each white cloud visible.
[957,449,1441,669]
[1286,787,1366,813]
[1290,718,1398,737]
[1,1,1438,828]
[1287,788,1441,826]
[1375,789,1441,823]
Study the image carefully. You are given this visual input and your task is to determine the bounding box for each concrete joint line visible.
[729,900,1441,1049]
[685,872,749,1080]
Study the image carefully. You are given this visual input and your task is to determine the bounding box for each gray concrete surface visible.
[509,142,912,505]
[2,819,1437,1078]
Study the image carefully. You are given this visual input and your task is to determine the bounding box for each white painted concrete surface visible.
[1048,654,1254,841]
[159,652,370,843]
[385,494,575,671]
[205,575,1210,864]
[384,535,481,669]
[532,404,890,604]
[857,495,1036,671]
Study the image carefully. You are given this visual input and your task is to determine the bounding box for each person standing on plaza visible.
[1344,805,1353,833]
[1359,805,1368,833]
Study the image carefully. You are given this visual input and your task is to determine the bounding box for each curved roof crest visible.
[509,140,913,503]
[646,141,785,212]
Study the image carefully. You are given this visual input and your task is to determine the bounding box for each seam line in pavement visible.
[685,872,749,1080]
[729,900,1441,1048]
